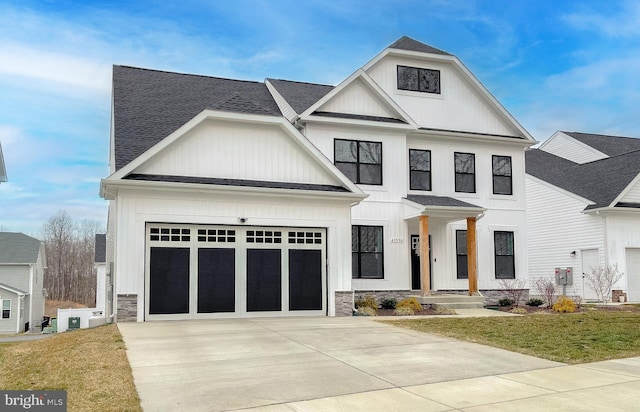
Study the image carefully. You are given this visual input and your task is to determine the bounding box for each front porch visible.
[403,195,486,297]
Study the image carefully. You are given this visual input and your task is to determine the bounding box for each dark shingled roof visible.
[113,66,283,171]
[405,195,482,209]
[266,79,334,114]
[95,234,106,263]
[526,148,640,210]
[125,174,349,192]
[0,233,42,264]
[388,36,451,56]
[563,131,640,157]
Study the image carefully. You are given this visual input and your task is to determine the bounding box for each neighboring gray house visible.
[0,233,47,333]
[526,131,640,302]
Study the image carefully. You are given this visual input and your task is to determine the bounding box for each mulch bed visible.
[377,307,441,316]
[371,303,640,316]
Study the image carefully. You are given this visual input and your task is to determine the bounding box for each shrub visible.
[509,307,527,314]
[498,298,514,307]
[552,295,576,313]
[355,306,377,316]
[397,297,422,313]
[531,278,557,308]
[498,278,527,307]
[393,306,415,316]
[380,298,397,309]
[355,295,378,310]
[435,307,457,315]
[585,265,624,305]
[527,298,544,307]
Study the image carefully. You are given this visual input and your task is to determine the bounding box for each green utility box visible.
[68,317,80,329]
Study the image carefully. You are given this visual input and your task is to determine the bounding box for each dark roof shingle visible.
[563,131,640,157]
[388,36,451,56]
[266,78,334,114]
[405,195,482,209]
[95,234,106,263]
[0,233,42,264]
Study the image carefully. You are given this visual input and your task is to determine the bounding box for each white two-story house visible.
[101,36,535,321]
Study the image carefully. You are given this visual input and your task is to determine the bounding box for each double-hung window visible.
[409,149,431,190]
[352,226,384,279]
[335,139,382,185]
[454,152,475,193]
[494,231,515,279]
[456,230,468,279]
[1,299,10,319]
[492,155,512,195]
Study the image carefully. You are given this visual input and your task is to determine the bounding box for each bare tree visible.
[585,265,624,305]
[499,278,527,307]
[531,277,557,309]
[41,211,104,306]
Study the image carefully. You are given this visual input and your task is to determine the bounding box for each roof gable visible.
[265,79,333,116]
[0,232,42,264]
[564,131,640,157]
[112,66,283,171]
[388,36,451,56]
[538,131,608,164]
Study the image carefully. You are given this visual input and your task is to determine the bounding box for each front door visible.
[410,235,431,290]
[581,249,599,301]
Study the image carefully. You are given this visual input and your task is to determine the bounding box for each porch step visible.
[409,294,485,305]
[432,302,485,310]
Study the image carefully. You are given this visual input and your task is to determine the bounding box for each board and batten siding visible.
[134,119,340,187]
[602,214,640,292]
[538,133,608,164]
[317,78,398,119]
[526,176,604,296]
[366,56,519,137]
[114,188,354,319]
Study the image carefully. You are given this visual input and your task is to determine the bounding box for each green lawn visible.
[383,311,640,364]
[0,324,141,412]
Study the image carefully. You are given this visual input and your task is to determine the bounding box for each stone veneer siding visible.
[117,294,137,322]
[612,289,627,303]
[334,291,354,316]
[354,289,530,307]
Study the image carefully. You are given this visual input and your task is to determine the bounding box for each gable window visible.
[335,139,382,185]
[456,230,468,279]
[397,65,441,94]
[409,149,431,191]
[352,226,384,279]
[494,231,515,279]
[454,152,475,193]
[492,155,512,195]
[1,299,10,319]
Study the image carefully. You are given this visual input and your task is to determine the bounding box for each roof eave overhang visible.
[100,178,368,203]
[298,115,415,131]
[413,128,534,146]
[402,198,486,221]
[583,206,640,215]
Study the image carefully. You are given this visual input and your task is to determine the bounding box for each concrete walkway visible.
[118,315,640,411]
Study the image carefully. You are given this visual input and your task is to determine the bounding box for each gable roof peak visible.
[387,36,451,56]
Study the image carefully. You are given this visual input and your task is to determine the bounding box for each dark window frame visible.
[492,155,513,195]
[409,149,432,191]
[494,231,515,279]
[456,230,468,279]
[454,152,476,193]
[334,139,383,185]
[352,225,384,279]
[397,65,441,94]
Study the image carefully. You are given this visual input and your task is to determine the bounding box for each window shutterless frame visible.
[1,299,10,319]
[492,155,513,195]
[334,139,382,185]
[409,149,432,191]
[456,230,468,279]
[351,225,384,279]
[397,65,441,94]
[494,231,515,279]
[454,152,476,193]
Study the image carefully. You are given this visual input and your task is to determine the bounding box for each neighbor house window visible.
[456,230,468,279]
[352,226,384,279]
[492,155,512,195]
[409,149,431,190]
[335,139,382,185]
[494,231,515,279]
[397,65,441,94]
[455,152,475,193]
[1,299,10,319]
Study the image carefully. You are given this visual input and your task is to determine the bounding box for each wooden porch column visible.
[419,215,430,295]
[466,217,478,295]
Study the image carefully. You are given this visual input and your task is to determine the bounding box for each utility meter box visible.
[68,317,80,330]
[555,267,573,285]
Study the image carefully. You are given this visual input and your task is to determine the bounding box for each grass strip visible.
[0,324,141,412]
[382,311,640,364]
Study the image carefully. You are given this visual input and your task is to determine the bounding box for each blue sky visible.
[1,0,640,236]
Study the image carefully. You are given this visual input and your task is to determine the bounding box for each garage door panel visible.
[289,249,322,311]
[149,247,190,315]
[198,248,235,313]
[247,249,282,312]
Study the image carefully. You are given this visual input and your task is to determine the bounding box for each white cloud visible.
[563,1,640,38]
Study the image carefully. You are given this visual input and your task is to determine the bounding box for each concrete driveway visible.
[118,317,640,411]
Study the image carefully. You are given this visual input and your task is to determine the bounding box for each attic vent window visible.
[397,65,440,94]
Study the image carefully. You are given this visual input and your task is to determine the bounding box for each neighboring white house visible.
[0,141,7,183]
[526,131,640,302]
[101,36,536,322]
[0,232,46,333]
